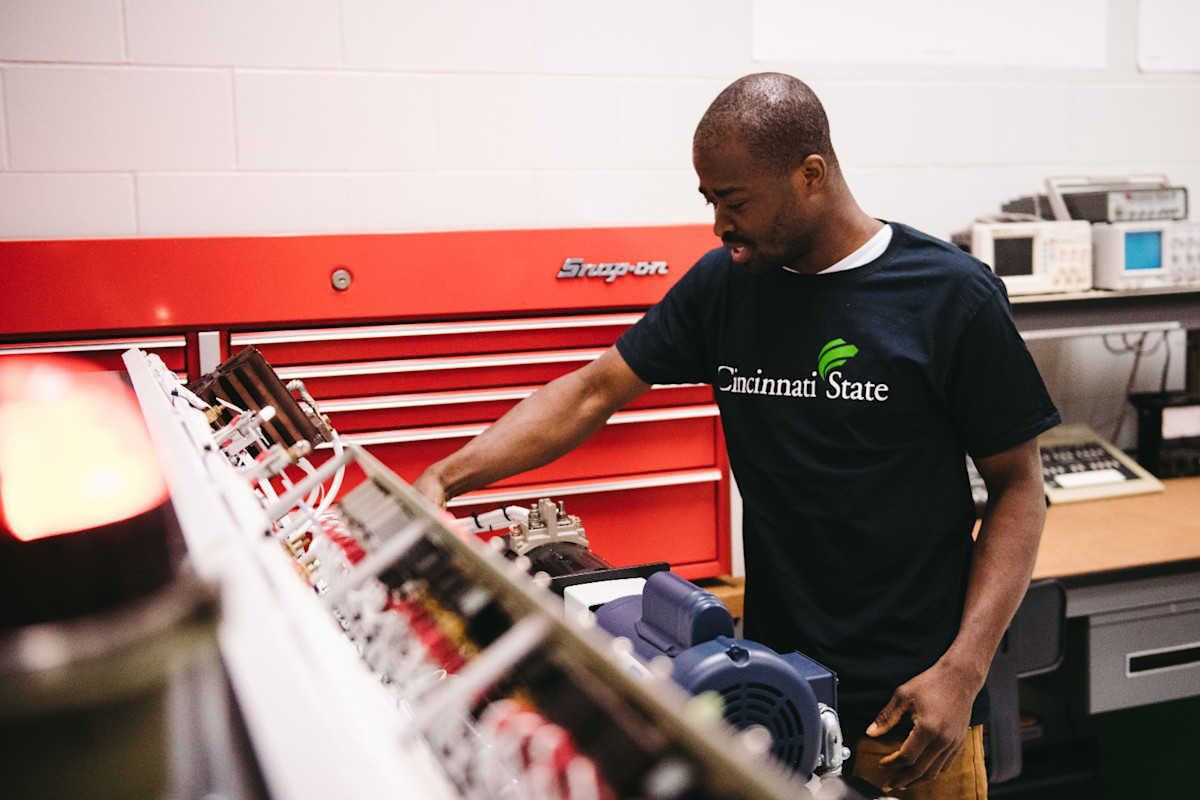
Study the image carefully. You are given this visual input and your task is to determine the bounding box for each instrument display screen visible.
[993,236,1034,277]
[1125,230,1163,271]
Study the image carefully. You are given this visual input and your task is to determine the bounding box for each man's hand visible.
[864,658,980,793]
[412,470,448,510]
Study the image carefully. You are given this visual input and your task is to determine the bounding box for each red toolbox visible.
[1,225,730,578]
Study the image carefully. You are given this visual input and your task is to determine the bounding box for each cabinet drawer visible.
[446,470,728,580]
[234,313,641,365]
[0,336,187,373]
[1088,596,1200,712]
[275,348,604,399]
[316,384,713,433]
[317,407,722,488]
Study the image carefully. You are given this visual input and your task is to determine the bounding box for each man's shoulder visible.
[888,222,975,263]
[887,222,1003,287]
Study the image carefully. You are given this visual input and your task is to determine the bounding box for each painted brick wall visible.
[3,0,1198,242]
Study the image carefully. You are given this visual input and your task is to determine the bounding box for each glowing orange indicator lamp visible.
[0,355,168,542]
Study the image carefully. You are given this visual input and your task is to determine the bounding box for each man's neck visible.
[796,207,885,274]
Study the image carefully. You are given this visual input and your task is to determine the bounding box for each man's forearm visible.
[420,375,608,499]
[948,512,1042,689]
[942,445,1046,687]
[415,347,650,505]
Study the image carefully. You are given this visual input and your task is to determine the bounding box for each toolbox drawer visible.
[0,336,187,373]
[233,313,642,364]
[1088,595,1200,712]
[314,384,713,433]
[318,407,722,489]
[273,348,606,398]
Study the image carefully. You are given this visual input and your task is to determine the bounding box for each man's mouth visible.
[725,241,750,264]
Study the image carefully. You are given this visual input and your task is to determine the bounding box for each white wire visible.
[295,458,325,510]
[274,433,347,539]
[215,396,246,414]
[320,436,347,514]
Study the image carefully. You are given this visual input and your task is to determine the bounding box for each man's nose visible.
[712,207,734,240]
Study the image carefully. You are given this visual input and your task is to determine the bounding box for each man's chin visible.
[726,244,785,275]
[734,256,783,276]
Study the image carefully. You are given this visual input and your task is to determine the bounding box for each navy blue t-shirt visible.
[616,222,1061,736]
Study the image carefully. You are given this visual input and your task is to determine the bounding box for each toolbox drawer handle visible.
[446,468,724,508]
[0,336,185,355]
[233,313,644,345]
[275,348,606,379]
[312,383,705,413]
[320,387,538,411]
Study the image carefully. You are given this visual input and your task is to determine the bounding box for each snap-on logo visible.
[556,258,669,283]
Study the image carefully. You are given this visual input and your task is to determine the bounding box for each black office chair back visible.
[985,579,1066,784]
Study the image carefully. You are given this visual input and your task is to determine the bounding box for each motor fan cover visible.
[671,635,822,779]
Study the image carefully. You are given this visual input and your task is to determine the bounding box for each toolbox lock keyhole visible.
[331,268,353,291]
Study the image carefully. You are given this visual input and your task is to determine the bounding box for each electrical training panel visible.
[123,347,879,800]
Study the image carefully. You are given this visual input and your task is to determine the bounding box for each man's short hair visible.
[694,72,839,175]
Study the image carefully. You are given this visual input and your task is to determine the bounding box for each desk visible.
[1029,477,1200,713]
[1034,476,1200,584]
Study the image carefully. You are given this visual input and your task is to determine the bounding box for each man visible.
[415,72,1059,799]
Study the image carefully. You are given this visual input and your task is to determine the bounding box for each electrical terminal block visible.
[301,515,366,592]
[311,479,798,798]
[508,498,589,557]
[330,581,389,642]
[386,594,469,676]
[239,441,313,487]
[212,405,276,458]
[291,551,322,585]
[422,715,492,798]
[479,652,668,799]
[338,477,414,547]
[281,529,312,561]
[470,697,618,800]
[322,580,452,697]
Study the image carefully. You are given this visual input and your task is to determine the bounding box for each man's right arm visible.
[412,345,651,507]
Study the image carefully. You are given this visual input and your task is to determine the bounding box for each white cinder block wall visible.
[4,0,1198,242]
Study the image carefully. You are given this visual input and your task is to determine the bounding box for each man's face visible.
[693,138,815,275]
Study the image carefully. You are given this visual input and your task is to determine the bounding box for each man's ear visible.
[792,154,827,191]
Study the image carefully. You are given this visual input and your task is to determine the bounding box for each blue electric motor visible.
[593,571,842,780]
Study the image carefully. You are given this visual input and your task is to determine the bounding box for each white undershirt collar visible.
[783,223,893,275]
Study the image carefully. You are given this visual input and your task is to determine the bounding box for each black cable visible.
[1160,330,1172,393]
[1112,333,1149,442]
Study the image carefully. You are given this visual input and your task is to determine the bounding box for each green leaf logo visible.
[818,338,858,381]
